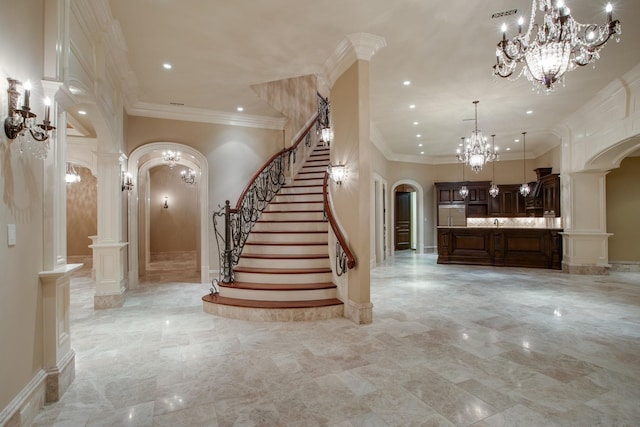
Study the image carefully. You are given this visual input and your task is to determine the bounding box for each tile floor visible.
[31,252,640,426]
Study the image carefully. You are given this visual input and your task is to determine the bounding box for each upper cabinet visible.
[437,169,560,219]
[436,181,490,218]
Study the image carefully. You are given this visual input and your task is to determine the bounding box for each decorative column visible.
[37,79,81,402]
[329,33,386,324]
[561,170,612,274]
[91,152,128,308]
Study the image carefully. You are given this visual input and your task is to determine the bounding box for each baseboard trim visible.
[0,370,46,427]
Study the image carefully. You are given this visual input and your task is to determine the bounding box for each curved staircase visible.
[203,147,344,321]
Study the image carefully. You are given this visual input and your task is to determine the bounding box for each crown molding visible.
[127,102,286,130]
[322,33,386,87]
[370,122,394,159]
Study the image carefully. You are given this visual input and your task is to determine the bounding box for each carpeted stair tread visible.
[241,253,329,260]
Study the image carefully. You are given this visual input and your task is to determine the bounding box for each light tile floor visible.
[31,252,640,426]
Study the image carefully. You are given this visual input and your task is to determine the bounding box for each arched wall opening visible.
[127,142,210,286]
[390,179,424,254]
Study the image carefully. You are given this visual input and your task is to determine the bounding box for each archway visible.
[127,142,210,287]
[391,179,424,254]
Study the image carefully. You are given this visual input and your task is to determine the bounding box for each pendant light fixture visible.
[458,137,469,199]
[520,132,531,197]
[455,101,498,172]
[489,134,500,198]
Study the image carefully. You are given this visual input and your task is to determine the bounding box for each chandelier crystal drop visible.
[494,0,621,92]
[456,101,498,173]
[162,150,181,168]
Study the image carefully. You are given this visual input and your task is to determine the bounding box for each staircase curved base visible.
[202,295,344,322]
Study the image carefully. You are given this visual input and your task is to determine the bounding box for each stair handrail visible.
[212,112,319,283]
[322,171,357,275]
[233,113,319,213]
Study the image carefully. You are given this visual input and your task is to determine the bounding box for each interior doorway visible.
[391,180,424,254]
[394,191,412,250]
[127,142,210,287]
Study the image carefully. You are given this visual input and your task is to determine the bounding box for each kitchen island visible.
[437,226,563,270]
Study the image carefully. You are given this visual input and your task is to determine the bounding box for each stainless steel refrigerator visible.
[438,205,466,227]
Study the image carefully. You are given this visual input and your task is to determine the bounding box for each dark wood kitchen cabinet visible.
[488,184,527,217]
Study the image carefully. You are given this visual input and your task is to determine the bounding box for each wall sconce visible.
[121,171,134,192]
[4,78,55,159]
[328,163,347,185]
[163,196,169,209]
[180,168,196,185]
[65,163,81,184]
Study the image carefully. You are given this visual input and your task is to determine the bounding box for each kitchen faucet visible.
[494,218,499,227]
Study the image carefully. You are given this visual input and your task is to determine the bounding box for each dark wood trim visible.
[322,171,357,269]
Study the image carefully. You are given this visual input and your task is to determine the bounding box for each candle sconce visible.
[4,78,55,159]
[163,196,169,209]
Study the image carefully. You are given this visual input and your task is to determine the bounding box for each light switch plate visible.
[7,224,16,246]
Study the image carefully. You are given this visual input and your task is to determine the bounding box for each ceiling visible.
[106,0,640,163]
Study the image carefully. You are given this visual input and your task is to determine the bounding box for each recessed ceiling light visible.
[506,147,511,151]
[526,110,533,115]
[418,143,423,147]
[416,134,421,138]
[163,63,172,70]
[78,110,87,115]
[413,121,419,125]
[403,80,411,86]
[420,151,425,155]
[236,106,244,112]
[514,139,520,142]
[409,104,416,109]
[458,143,463,147]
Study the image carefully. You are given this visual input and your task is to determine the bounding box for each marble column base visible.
[94,288,126,309]
[45,350,75,403]
[346,300,373,324]
[562,262,610,275]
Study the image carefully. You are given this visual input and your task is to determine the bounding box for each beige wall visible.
[66,167,97,256]
[149,165,198,253]
[606,156,640,263]
[332,60,371,306]
[0,0,46,411]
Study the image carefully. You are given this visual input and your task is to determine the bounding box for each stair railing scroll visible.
[212,112,320,283]
[322,171,356,276]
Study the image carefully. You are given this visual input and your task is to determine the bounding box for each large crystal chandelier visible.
[494,0,621,92]
[456,101,498,173]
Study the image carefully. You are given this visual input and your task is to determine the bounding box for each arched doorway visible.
[127,142,209,287]
[391,180,424,254]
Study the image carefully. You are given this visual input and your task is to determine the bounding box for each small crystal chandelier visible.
[65,163,81,184]
[458,137,469,199]
[494,1,621,92]
[520,132,531,197]
[4,78,55,160]
[489,135,500,198]
[317,94,333,147]
[162,150,181,168]
[180,168,196,185]
[456,101,498,173]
